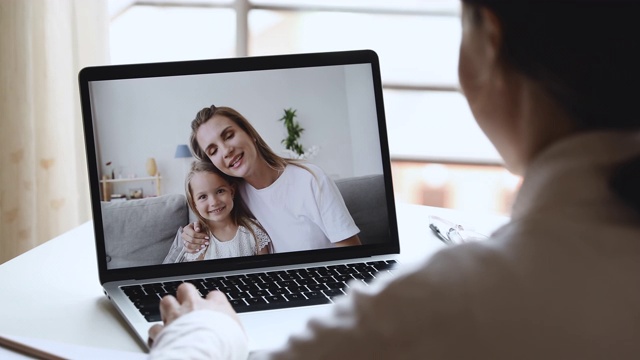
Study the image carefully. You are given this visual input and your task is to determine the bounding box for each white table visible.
[0,203,509,353]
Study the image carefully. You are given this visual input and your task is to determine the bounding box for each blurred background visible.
[0,0,521,264]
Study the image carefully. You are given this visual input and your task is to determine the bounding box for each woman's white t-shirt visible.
[239,163,359,253]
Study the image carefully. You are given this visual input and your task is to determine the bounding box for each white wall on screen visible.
[344,64,383,176]
[88,63,384,198]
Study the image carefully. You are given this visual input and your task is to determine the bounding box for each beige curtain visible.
[0,0,109,264]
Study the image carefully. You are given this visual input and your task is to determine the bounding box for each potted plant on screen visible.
[279,108,319,160]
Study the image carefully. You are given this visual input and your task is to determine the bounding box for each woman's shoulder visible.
[285,162,328,180]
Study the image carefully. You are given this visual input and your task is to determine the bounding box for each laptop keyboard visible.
[121,260,397,322]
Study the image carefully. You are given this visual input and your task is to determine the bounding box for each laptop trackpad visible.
[240,304,333,352]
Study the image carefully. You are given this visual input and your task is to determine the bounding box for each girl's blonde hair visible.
[185,160,267,248]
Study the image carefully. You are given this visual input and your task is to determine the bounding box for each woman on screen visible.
[180,105,361,253]
[148,1,640,358]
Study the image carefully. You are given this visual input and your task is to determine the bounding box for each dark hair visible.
[462,1,640,212]
[185,160,267,250]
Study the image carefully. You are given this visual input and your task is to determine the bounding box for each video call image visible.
[88,64,391,269]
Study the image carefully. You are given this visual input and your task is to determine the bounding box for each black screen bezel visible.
[78,50,400,284]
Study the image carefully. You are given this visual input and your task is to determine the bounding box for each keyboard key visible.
[234,297,330,314]
[265,295,287,303]
[360,266,377,273]
[141,283,164,292]
[143,312,161,322]
[163,284,181,293]
[317,269,340,277]
[374,262,396,270]
[323,289,345,298]
[203,278,225,288]
[237,284,260,292]
[259,282,280,290]
[366,261,386,267]
[295,270,314,279]
[218,286,238,294]
[227,291,245,300]
[334,274,354,282]
[229,299,248,308]
[277,273,297,281]
[154,290,170,298]
[132,294,160,308]
[242,277,261,285]
[246,297,268,305]
[353,272,374,280]
[271,287,291,295]
[296,278,318,286]
[335,267,359,275]
[286,293,306,301]
[249,290,270,298]
[199,288,213,297]
[288,286,308,294]
[303,291,325,299]
[276,280,296,288]
[259,274,278,282]
[325,281,348,290]
[224,278,245,286]
[306,283,329,291]
[122,285,145,297]
[302,271,321,279]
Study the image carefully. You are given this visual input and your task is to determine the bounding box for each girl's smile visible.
[189,171,235,225]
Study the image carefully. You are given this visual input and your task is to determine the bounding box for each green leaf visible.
[278,108,306,155]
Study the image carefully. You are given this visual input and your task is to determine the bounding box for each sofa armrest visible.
[335,174,390,245]
[101,194,189,269]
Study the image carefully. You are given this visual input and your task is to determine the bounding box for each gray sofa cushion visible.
[101,194,188,269]
[335,174,389,245]
[99,175,389,268]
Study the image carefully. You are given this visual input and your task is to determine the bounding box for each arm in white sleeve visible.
[250,252,481,360]
[249,264,441,360]
[149,310,249,360]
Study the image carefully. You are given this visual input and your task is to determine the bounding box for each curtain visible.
[0,0,109,264]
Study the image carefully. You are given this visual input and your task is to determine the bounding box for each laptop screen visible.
[79,50,399,281]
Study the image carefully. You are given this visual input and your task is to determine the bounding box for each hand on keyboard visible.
[147,283,240,346]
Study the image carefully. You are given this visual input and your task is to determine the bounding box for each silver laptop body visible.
[78,50,400,351]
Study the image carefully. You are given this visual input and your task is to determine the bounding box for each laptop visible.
[78,49,400,351]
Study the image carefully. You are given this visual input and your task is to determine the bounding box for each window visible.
[108,0,520,215]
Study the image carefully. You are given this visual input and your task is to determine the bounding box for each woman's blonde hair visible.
[189,105,312,174]
[185,160,267,250]
[189,105,290,171]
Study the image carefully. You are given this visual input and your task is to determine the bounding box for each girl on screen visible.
[163,161,271,263]
[180,105,362,253]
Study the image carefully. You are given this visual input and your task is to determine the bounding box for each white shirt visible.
[204,224,271,259]
[150,131,640,359]
[164,223,270,263]
[239,163,360,253]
